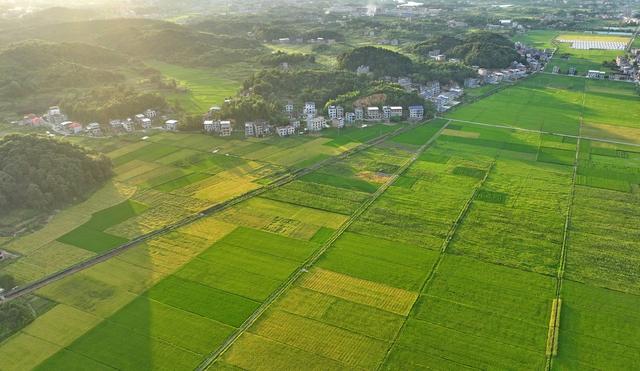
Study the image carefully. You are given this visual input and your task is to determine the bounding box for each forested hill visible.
[412,32,522,69]
[0,40,158,116]
[337,46,476,82]
[0,18,265,68]
[0,135,113,218]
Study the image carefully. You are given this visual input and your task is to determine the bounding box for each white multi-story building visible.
[355,107,364,121]
[304,102,316,116]
[164,120,179,131]
[367,107,381,120]
[587,70,606,79]
[307,116,326,131]
[390,106,403,117]
[382,106,392,120]
[328,105,338,119]
[276,125,296,137]
[204,120,220,133]
[420,81,441,99]
[245,122,271,137]
[141,118,152,129]
[122,119,135,132]
[220,121,232,136]
[345,112,356,124]
[409,106,424,120]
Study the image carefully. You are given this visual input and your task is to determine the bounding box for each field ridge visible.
[196,121,451,370]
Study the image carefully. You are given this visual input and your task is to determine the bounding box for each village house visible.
[145,109,157,119]
[390,106,403,118]
[464,78,480,88]
[164,119,179,131]
[220,121,233,137]
[397,77,412,91]
[21,114,45,126]
[345,112,356,124]
[276,125,296,137]
[58,121,83,135]
[85,123,102,136]
[209,106,222,118]
[306,116,326,132]
[141,118,152,129]
[587,70,606,79]
[432,54,447,62]
[382,106,392,120]
[409,105,424,120]
[367,107,382,120]
[245,121,271,137]
[122,119,135,132]
[332,117,345,128]
[203,120,220,133]
[290,119,301,129]
[44,106,67,125]
[328,105,344,119]
[420,81,441,99]
[355,107,364,121]
[304,102,316,116]
[134,114,146,124]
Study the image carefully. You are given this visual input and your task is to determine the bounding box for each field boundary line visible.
[545,104,583,370]
[376,159,496,371]
[194,121,451,371]
[445,118,640,148]
[0,121,423,303]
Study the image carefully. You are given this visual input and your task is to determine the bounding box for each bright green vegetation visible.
[565,139,640,294]
[450,74,640,138]
[549,33,630,75]
[513,30,559,49]
[2,125,423,371]
[387,255,555,370]
[215,76,640,370]
[391,119,447,146]
[57,200,148,253]
[3,40,640,370]
[148,61,245,114]
[449,74,585,135]
[553,281,640,370]
[447,130,574,275]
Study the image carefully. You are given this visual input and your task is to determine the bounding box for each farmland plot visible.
[449,155,573,275]
[553,281,640,370]
[565,140,640,294]
[349,149,490,248]
[448,74,585,136]
[384,255,555,370]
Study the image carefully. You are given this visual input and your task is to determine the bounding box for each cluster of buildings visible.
[108,109,160,134]
[515,42,553,72]
[202,100,425,139]
[273,37,337,45]
[611,52,640,82]
[12,105,179,137]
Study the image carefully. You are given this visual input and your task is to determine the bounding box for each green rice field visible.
[2,71,640,370]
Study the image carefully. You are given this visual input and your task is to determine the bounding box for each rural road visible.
[0,121,426,303]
